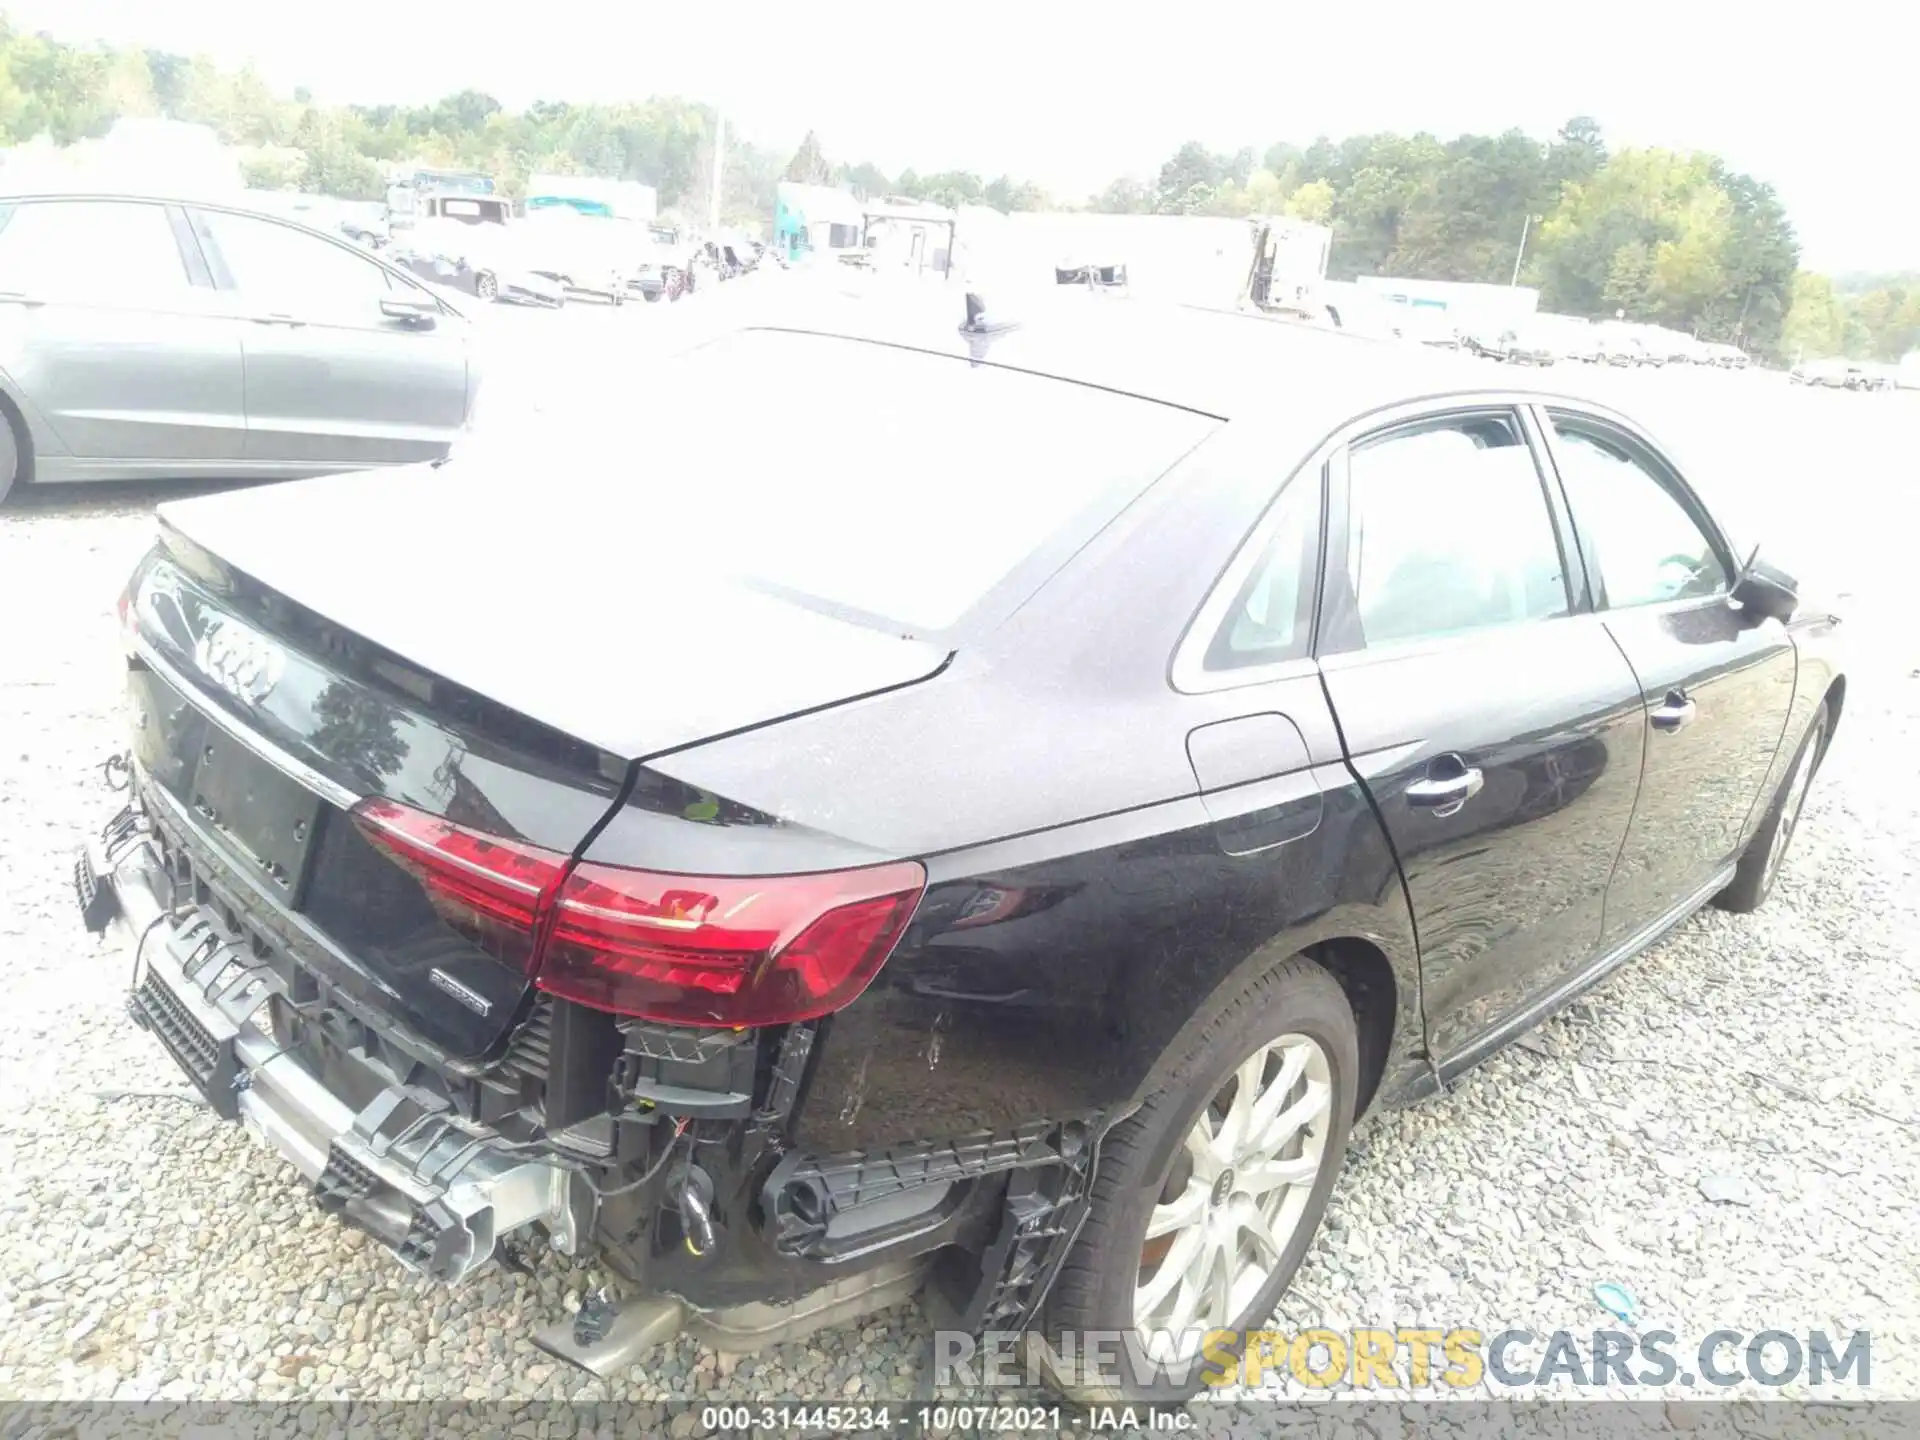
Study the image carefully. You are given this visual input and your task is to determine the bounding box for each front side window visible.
[1336,413,1569,650]
[0,199,191,298]
[198,210,402,313]
[1548,415,1728,609]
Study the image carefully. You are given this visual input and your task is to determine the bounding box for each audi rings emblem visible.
[193,618,286,706]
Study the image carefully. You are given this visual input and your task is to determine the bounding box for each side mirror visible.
[1730,554,1799,624]
[380,295,439,329]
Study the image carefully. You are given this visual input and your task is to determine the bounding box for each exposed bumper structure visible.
[531,1258,927,1376]
[82,829,582,1286]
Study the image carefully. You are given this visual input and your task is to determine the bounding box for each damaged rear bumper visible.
[81,829,581,1285]
[77,780,1103,1360]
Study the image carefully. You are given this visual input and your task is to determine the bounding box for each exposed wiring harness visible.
[579,1118,690,1243]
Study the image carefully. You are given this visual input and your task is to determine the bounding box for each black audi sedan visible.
[78,293,1841,1399]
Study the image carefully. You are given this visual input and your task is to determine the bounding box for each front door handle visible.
[250,313,306,327]
[1406,755,1485,818]
[1651,690,1697,731]
[0,290,44,306]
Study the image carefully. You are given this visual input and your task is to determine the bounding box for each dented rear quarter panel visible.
[631,417,1426,1156]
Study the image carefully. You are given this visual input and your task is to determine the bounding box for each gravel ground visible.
[1,311,1916,1419]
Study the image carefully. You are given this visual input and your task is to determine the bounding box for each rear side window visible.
[1206,471,1320,670]
[0,199,190,297]
[1329,413,1569,651]
[1547,415,1729,609]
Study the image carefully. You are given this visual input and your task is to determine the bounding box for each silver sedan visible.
[0,191,479,502]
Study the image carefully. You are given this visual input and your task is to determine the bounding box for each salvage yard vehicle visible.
[77,296,1843,1401]
[0,191,477,503]
[629,236,691,302]
[1598,331,1660,367]
[1538,317,1603,364]
[1790,357,1882,388]
[391,242,565,308]
[388,195,566,309]
[519,207,630,304]
[1463,322,1557,365]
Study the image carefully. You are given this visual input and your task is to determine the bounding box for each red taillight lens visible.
[537,861,926,1027]
[351,798,567,970]
[350,797,925,1027]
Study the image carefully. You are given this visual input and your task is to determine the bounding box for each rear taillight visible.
[352,798,565,970]
[538,860,925,1026]
[350,797,925,1027]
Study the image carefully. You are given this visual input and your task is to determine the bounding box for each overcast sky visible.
[12,0,1913,272]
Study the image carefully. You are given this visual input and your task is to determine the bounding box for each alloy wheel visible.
[1133,1034,1332,1351]
[1763,727,1821,889]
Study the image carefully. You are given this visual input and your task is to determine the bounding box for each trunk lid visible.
[127,480,945,1062]
[155,463,951,761]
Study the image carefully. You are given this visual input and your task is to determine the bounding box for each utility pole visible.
[708,111,725,235]
[1510,213,1539,287]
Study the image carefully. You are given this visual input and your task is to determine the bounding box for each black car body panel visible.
[796,769,1421,1155]
[1323,617,1649,1064]
[87,300,1843,1345]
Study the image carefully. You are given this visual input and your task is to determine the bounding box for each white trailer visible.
[524,174,659,223]
[952,210,1333,318]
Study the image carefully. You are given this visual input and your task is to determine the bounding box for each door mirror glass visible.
[380,295,438,328]
[1730,557,1798,623]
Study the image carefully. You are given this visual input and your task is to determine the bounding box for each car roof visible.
[744,287,1588,424]
[0,188,348,229]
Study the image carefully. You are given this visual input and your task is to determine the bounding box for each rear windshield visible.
[488,328,1217,632]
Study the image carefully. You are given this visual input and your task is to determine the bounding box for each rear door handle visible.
[250,313,306,327]
[1406,755,1485,818]
[1650,690,1697,731]
[0,291,44,306]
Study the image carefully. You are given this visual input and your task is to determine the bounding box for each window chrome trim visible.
[1315,607,1614,674]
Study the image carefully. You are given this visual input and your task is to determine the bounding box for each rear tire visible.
[475,271,500,302]
[1715,702,1829,913]
[1041,954,1357,1402]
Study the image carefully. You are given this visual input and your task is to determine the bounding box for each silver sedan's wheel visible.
[475,271,499,302]
[1134,1033,1332,1349]
[0,415,18,504]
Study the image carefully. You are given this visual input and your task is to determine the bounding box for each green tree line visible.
[3,16,1913,363]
